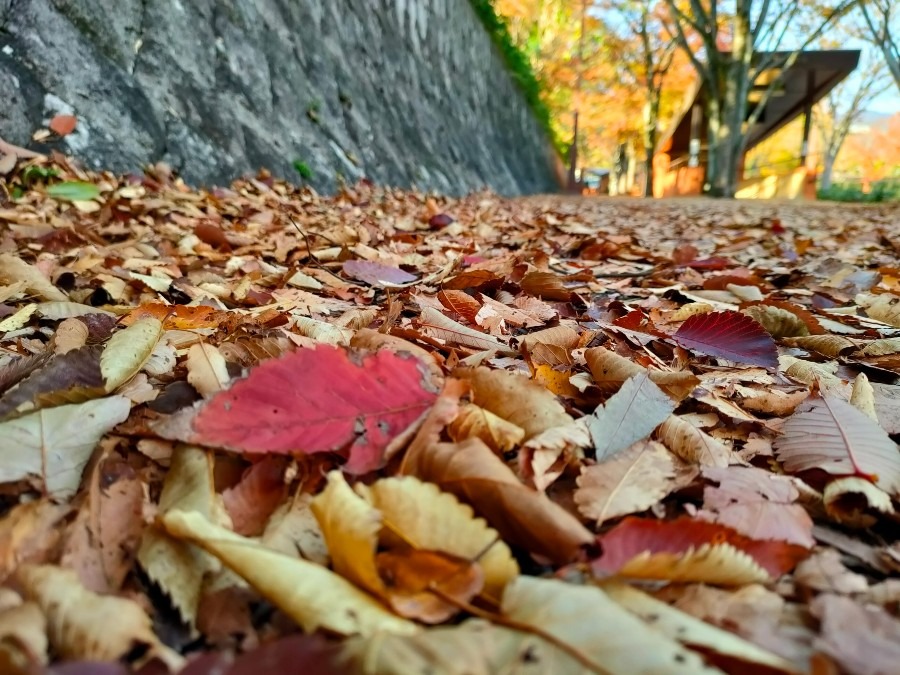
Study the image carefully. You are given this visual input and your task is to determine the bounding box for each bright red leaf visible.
[594,517,809,581]
[190,345,439,474]
[673,310,778,368]
[342,260,417,287]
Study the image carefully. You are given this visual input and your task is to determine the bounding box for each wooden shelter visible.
[654,50,861,198]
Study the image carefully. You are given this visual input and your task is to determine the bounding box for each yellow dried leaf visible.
[656,415,732,467]
[185,343,230,397]
[448,402,525,453]
[454,366,572,439]
[584,347,698,401]
[602,582,798,673]
[850,372,877,421]
[742,305,809,338]
[162,509,417,637]
[137,445,219,629]
[100,317,163,392]
[782,335,855,357]
[0,254,68,302]
[0,600,47,668]
[14,565,180,668]
[361,476,519,601]
[52,318,89,354]
[575,441,677,525]
[293,316,354,346]
[501,576,720,674]
[857,293,900,327]
[779,356,843,388]
[858,337,900,356]
[668,302,715,322]
[0,303,36,332]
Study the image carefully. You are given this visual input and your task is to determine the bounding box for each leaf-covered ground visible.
[1,156,900,674]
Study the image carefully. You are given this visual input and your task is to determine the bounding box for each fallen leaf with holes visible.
[184,345,439,474]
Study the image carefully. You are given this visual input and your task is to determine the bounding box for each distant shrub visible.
[818,180,900,203]
[468,0,564,156]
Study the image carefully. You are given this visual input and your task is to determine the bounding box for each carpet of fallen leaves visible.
[1,156,900,675]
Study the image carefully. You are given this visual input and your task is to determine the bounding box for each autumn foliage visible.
[0,155,899,673]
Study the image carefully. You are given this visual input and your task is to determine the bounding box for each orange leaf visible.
[49,114,77,136]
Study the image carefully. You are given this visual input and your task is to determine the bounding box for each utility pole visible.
[567,0,587,192]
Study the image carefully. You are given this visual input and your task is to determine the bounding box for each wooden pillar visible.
[800,70,815,164]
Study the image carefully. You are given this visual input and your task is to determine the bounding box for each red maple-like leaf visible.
[594,516,809,580]
[342,260,417,287]
[49,114,77,136]
[190,345,439,474]
[673,310,778,368]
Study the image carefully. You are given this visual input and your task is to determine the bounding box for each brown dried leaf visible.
[402,438,593,565]
[447,403,525,454]
[575,440,676,525]
[656,415,732,467]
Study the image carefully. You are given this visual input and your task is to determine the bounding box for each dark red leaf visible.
[673,310,778,368]
[684,257,733,270]
[342,260,417,286]
[671,243,698,265]
[428,213,455,229]
[594,516,809,579]
[190,345,439,474]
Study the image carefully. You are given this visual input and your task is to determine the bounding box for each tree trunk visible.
[820,153,835,191]
[643,97,660,198]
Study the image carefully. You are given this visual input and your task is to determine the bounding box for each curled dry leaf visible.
[419,306,516,354]
[186,343,231,397]
[856,292,900,328]
[501,576,719,674]
[361,476,519,601]
[823,477,895,528]
[51,318,89,355]
[162,509,418,637]
[782,334,856,358]
[858,337,900,356]
[584,346,699,401]
[447,402,525,454]
[293,316,354,346]
[774,394,900,497]
[0,599,47,669]
[742,304,810,338]
[593,517,809,585]
[0,396,131,500]
[260,491,330,566]
[437,289,482,324]
[137,444,220,629]
[187,345,439,474]
[312,471,489,622]
[778,355,844,390]
[454,366,572,439]
[655,414,732,467]
[575,440,677,525]
[402,438,594,565]
[850,372,878,421]
[0,254,68,302]
[14,564,180,668]
[100,318,164,392]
